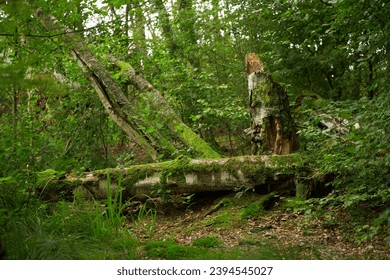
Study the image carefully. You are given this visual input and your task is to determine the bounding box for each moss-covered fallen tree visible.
[33,154,332,201]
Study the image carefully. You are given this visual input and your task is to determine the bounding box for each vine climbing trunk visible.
[245,53,299,155]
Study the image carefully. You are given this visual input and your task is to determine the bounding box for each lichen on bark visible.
[246,53,299,155]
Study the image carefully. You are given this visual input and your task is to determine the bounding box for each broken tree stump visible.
[245,53,299,155]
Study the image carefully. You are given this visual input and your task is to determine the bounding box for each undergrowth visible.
[296,94,390,244]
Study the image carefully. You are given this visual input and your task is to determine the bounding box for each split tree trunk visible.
[32,8,220,161]
[111,58,220,159]
[245,53,299,155]
[33,8,158,162]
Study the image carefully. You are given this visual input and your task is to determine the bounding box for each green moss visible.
[113,60,131,82]
[203,212,235,229]
[92,155,301,198]
[254,80,272,105]
[173,121,220,159]
[223,156,274,181]
[144,241,201,259]
[240,201,265,219]
[238,237,258,246]
[240,192,278,219]
[36,169,65,186]
[193,235,222,248]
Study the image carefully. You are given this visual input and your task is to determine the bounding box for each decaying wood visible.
[32,8,220,161]
[245,53,299,155]
[33,8,158,162]
[42,155,301,200]
[245,53,264,74]
[110,58,220,159]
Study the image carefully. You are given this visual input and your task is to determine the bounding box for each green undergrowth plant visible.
[240,192,277,219]
[1,173,140,259]
[3,198,140,259]
[297,94,390,242]
[134,202,158,238]
[105,172,126,230]
[193,235,222,248]
[282,197,321,215]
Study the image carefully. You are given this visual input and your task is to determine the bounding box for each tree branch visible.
[0,19,116,38]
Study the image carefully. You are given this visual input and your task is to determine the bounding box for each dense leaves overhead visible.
[0,0,388,161]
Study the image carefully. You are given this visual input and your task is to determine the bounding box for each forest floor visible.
[129,192,390,260]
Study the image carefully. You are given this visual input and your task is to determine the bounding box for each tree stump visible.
[245,53,299,155]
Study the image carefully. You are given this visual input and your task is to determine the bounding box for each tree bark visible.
[32,8,220,161]
[111,58,221,159]
[245,53,299,155]
[153,0,179,55]
[41,155,301,200]
[32,8,159,162]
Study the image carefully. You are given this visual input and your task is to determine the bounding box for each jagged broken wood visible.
[245,53,299,155]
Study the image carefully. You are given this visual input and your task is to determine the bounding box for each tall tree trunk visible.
[177,0,200,68]
[153,0,179,55]
[245,53,299,155]
[130,0,146,60]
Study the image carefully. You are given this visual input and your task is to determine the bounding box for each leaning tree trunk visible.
[111,58,220,159]
[33,8,158,162]
[245,53,299,155]
[32,8,220,160]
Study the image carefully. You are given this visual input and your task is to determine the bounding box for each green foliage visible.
[130,201,158,238]
[2,196,140,259]
[193,235,222,248]
[240,192,277,219]
[297,93,390,241]
[242,0,390,99]
[1,0,389,256]
[105,172,126,230]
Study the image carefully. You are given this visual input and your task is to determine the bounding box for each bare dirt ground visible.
[129,193,390,260]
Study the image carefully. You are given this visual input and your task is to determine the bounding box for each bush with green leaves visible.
[297,94,390,242]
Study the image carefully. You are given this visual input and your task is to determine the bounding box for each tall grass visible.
[105,172,125,230]
[1,173,139,259]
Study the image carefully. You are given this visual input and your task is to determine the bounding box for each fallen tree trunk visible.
[40,155,306,200]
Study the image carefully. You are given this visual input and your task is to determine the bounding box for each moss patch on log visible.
[173,121,221,159]
[34,154,311,200]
